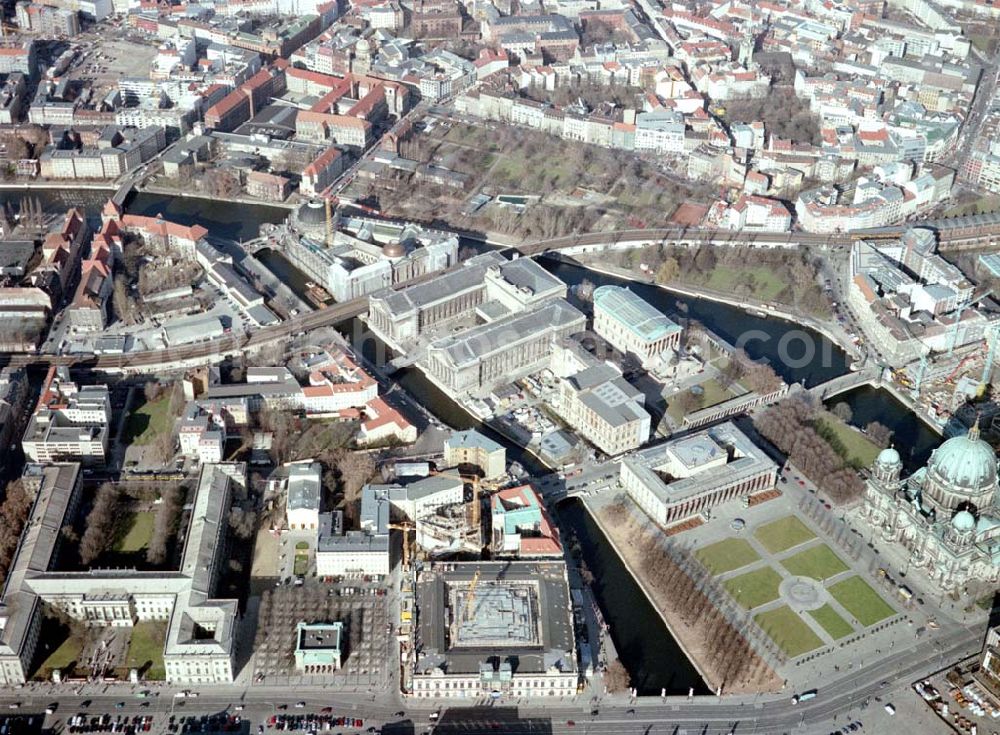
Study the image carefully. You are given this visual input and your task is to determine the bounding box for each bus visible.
[792,690,818,704]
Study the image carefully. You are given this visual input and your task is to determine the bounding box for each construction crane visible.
[462,570,481,623]
[948,289,994,355]
[982,321,1000,386]
[324,194,335,246]
[388,521,416,568]
[912,349,930,396]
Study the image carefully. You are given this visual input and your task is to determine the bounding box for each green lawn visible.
[780,544,849,581]
[667,378,735,423]
[814,412,881,469]
[34,623,85,679]
[114,512,155,553]
[293,553,309,576]
[828,576,896,627]
[755,606,824,658]
[123,395,173,446]
[703,266,787,302]
[696,538,760,575]
[943,193,1000,216]
[754,516,817,554]
[808,604,854,640]
[723,567,783,609]
[125,622,166,680]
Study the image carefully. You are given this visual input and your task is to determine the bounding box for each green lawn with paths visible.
[828,576,895,626]
[755,606,824,657]
[780,544,849,581]
[723,566,783,609]
[696,538,760,575]
[754,516,817,554]
[808,604,854,640]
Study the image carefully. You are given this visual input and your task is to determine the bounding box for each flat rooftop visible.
[297,622,342,651]
[414,561,576,677]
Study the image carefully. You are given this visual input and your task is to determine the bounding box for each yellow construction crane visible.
[389,521,415,568]
[462,570,481,623]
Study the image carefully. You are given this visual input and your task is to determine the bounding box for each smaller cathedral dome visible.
[297,200,327,226]
[952,510,976,532]
[382,241,405,258]
[877,447,901,466]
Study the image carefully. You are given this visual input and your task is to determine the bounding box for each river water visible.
[18,188,942,694]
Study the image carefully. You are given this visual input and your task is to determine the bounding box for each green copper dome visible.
[877,447,901,466]
[952,510,976,532]
[926,426,997,494]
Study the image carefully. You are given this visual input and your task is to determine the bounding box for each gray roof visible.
[373,252,505,316]
[430,299,584,368]
[491,258,564,296]
[386,475,462,503]
[414,561,576,677]
[286,462,321,512]
[445,428,504,454]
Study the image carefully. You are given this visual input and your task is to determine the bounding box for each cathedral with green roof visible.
[863,422,1000,594]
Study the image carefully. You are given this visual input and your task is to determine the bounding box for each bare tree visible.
[80,483,120,565]
[146,487,182,565]
[604,659,631,694]
[831,402,853,423]
[228,507,257,539]
[865,421,892,449]
[0,479,32,579]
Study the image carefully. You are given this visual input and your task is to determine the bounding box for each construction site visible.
[894,327,1000,430]
[409,561,579,700]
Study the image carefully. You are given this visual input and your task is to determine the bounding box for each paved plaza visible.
[250,583,390,690]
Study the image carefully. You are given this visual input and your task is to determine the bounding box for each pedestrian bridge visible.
[804,366,881,401]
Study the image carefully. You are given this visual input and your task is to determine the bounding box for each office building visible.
[443,429,506,479]
[490,485,561,557]
[0,463,245,685]
[22,367,111,466]
[411,561,578,699]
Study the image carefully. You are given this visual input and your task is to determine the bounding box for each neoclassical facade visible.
[862,425,1000,594]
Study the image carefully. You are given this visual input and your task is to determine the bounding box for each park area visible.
[692,512,897,659]
[829,576,896,627]
[724,567,782,609]
[813,411,882,469]
[753,516,817,553]
[780,544,849,580]
[123,394,174,446]
[696,538,760,574]
[361,118,715,239]
[32,617,87,680]
[754,606,824,658]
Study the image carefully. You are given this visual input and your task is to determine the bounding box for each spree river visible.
[19,188,942,692]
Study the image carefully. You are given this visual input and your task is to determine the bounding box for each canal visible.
[541,258,850,388]
[823,385,940,472]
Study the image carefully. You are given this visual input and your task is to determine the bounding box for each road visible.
[3,621,977,735]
